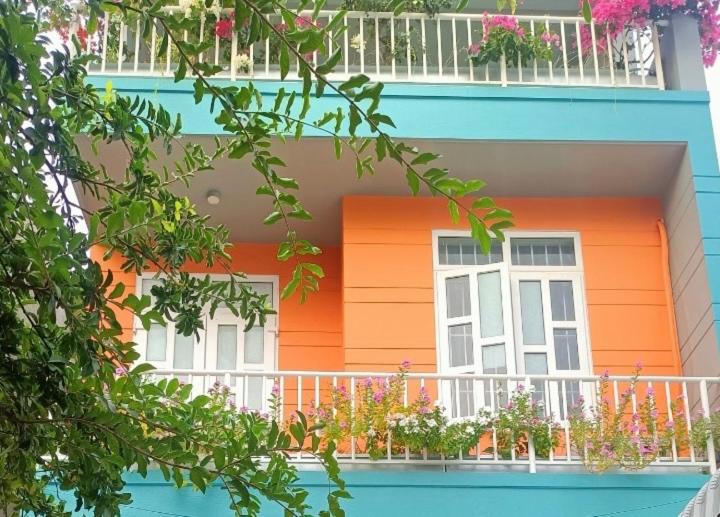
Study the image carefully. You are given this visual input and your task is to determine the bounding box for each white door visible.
[437,263,515,417]
[511,272,591,420]
[205,308,276,410]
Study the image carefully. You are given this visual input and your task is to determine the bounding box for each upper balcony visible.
[85,6,671,89]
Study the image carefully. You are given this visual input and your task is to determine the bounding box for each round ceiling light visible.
[206,190,221,205]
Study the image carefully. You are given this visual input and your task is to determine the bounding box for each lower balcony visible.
[145,368,720,474]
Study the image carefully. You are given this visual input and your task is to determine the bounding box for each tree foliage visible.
[0,0,511,514]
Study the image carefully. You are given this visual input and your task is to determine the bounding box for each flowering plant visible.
[568,366,680,472]
[468,14,558,67]
[583,0,720,66]
[493,384,560,459]
[690,408,720,458]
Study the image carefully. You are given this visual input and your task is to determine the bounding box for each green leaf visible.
[280,45,290,80]
[189,467,207,492]
[582,0,592,22]
[406,168,420,195]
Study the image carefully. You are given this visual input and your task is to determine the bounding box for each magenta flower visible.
[401,359,411,370]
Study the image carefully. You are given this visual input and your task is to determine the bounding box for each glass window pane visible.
[482,344,507,374]
[554,329,580,370]
[519,281,545,345]
[244,326,264,364]
[561,380,582,420]
[246,376,264,410]
[173,331,194,369]
[446,275,471,318]
[142,279,162,303]
[448,324,474,367]
[524,353,548,374]
[438,237,503,265]
[511,238,576,266]
[450,378,475,418]
[244,282,273,305]
[477,271,504,338]
[216,325,238,370]
[524,353,548,406]
[146,323,167,361]
[550,281,575,321]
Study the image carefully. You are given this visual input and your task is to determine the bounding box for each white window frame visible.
[432,230,593,417]
[133,273,279,402]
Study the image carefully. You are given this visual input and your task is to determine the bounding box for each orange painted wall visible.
[342,196,683,377]
[90,243,343,371]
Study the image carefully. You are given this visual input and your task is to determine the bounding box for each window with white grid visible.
[434,232,591,419]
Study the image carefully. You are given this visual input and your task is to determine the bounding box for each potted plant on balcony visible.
[467,14,559,70]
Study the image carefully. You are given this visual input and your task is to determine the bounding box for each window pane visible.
[216,325,238,370]
[142,279,162,303]
[173,331,194,369]
[244,326,264,364]
[482,344,507,374]
[146,323,167,361]
[448,324,474,367]
[554,329,580,370]
[246,376,264,410]
[560,380,582,420]
[524,353,548,406]
[482,344,507,408]
[244,282,273,306]
[446,276,471,318]
[550,281,575,321]
[477,271,504,338]
[450,378,475,418]
[438,237,503,265]
[511,238,576,266]
[519,281,545,345]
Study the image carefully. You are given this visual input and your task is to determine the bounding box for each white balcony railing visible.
[83,9,664,88]
[149,369,717,473]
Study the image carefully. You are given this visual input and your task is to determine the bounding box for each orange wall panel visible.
[342,196,682,377]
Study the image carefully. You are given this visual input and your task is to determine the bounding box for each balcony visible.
[147,369,719,473]
[85,8,664,89]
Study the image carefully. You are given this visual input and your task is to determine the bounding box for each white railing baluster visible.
[530,20,538,83]
[436,18,443,78]
[590,22,600,83]
[466,18,473,82]
[651,24,665,89]
[296,375,303,459]
[451,18,458,79]
[406,17,412,78]
[701,379,717,473]
[422,18,428,77]
[375,16,380,76]
[101,12,109,73]
[606,24,615,85]
[199,17,205,64]
[133,20,140,72]
[343,16,349,76]
[118,22,125,73]
[545,18,553,82]
[636,28,646,87]
[350,376,356,460]
[622,30,630,85]
[165,26,171,75]
[279,375,285,419]
[390,15,396,79]
[359,17,365,75]
[150,23,157,74]
[683,381,696,463]
[575,20,584,82]
[560,21,568,83]
[665,381,678,463]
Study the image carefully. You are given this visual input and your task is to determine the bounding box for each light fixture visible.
[206,190,221,205]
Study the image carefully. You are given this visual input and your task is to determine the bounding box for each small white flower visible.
[367,428,376,437]
[528,385,536,393]
[209,0,223,17]
[350,34,366,53]
[426,419,436,428]
[236,53,252,73]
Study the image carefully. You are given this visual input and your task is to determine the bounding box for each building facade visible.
[80,1,720,514]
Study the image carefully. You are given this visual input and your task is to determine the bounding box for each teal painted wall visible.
[86,76,720,352]
[77,470,707,517]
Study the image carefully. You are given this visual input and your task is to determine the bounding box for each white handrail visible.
[84,9,663,89]
[145,368,719,473]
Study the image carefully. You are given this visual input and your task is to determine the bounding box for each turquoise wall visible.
[87,76,720,349]
[96,470,707,517]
